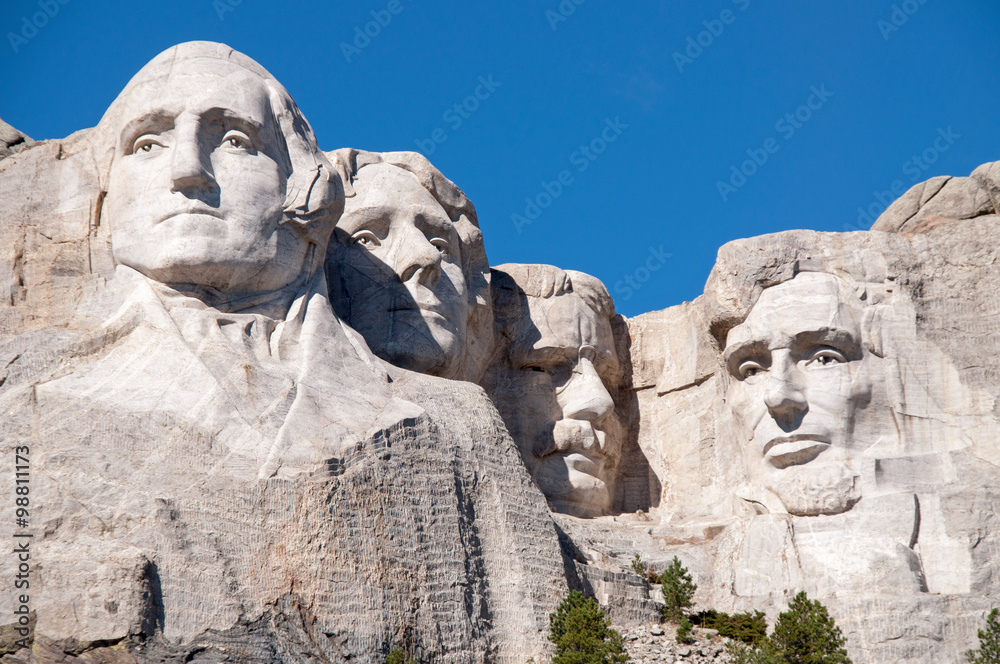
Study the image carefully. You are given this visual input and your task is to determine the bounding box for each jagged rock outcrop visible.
[0,119,33,160]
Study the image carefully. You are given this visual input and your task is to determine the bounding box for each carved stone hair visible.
[329,147,494,383]
[489,263,622,387]
[490,263,616,323]
[92,41,346,248]
[703,229,923,358]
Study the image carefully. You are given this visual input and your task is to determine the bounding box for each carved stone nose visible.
[170,134,214,193]
[395,226,442,285]
[764,378,807,416]
[763,355,808,429]
[561,357,614,423]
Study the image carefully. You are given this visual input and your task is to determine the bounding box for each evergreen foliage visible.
[725,641,782,664]
[692,609,767,644]
[769,592,851,664]
[548,590,630,664]
[629,554,659,585]
[967,608,1000,664]
[631,554,647,579]
[385,647,416,664]
[723,593,850,664]
[676,617,695,644]
[660,556,697,622]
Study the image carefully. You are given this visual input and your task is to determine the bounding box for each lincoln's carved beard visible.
[764,454,862,516]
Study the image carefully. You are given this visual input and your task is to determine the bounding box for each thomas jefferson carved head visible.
[325,149,493,382]
[723,272,873,516]
[98,42,344,300]
[484,264,624,517]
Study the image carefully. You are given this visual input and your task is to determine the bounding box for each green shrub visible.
[660,556,696,622]
[967,608,1000,664]
[548,590,630,664]
[725,641,782,664]
[385,647,416,664]
[629,554,660,586]
[769,592,851,664]
[691,609,767,645]
[676,617,695,644]
[630,554,647,578]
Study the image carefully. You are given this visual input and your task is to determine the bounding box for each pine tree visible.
[967,608,1000,664]
[769,592,851,664]
[630,554,647,579]
[548,590,630,664]
[660,556,696,622]
[726,641,782,664]
[676,617,695,644]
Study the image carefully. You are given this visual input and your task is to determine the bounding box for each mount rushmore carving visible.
[1,42,998,664]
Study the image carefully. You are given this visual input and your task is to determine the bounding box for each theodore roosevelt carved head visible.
[485,264,624,517]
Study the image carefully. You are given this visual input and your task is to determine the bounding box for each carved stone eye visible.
[351,231,381,248]
[807,348,847,367]
[221,130,253,151]
[738,360,765,380]
[132,135,163,154]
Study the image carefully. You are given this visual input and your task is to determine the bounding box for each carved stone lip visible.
[388,298,447,317]
[762,434,830,469]
[157,206,224,224]
[388,305,446,320]
[558,451,605,476]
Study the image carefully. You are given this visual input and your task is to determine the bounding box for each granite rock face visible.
[0,42,567,664]
[2,40,999,664]
[618,214,1000,663]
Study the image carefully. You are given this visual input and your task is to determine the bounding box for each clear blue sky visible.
[2,0,999,316]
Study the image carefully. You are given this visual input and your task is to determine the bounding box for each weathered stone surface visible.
[325,149,493,383]
[616,222,1000,663]
[0,42,568,664]
[0,119,34,160]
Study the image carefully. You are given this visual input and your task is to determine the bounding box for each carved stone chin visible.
[0,42,565,664]
[767,459,862,516]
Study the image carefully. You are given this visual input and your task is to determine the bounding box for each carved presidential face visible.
[496,291,623,517]
[331,163,469,378]
[105,58,310,294]
[724,272,871,515]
